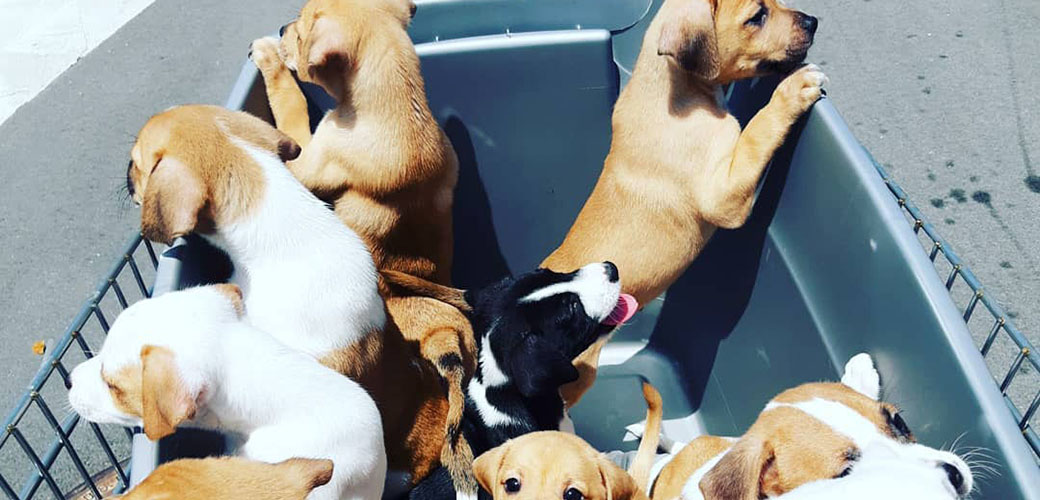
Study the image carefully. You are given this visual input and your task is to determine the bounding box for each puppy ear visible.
[305,17,352,99]
[140,345,197,441]
[277,458,335,492]
[657,0,719,80]
[699,437,775,500]
[140,155,208,245]
[473,442,510,495]
[508,335,579,398]
[380,270,472,313]
[597,456,645,500]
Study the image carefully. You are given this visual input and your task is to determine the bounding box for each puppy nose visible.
[279,24,288,37]
[942,462,965,493]
[799,13,819,35]
[603,261,619,283]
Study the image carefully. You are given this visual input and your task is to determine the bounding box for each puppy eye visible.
[564,487,584,500]
[746,5,768,26]
[504,477,521,493]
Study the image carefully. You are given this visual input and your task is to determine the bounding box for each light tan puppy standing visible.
[250,0,477,490]
[542,0,827,407]
[115,457,333,500]
[473,383,663,500]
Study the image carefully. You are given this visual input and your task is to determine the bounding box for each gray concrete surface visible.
[0,0,300,486]
[0,0,1037,490]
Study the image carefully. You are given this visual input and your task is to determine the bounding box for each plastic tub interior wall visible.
[137,0,1039,497]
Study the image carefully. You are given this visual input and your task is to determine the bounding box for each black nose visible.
[942,463,964,492]
[799,13,818,35]
[279,24,288,37]
[603,262,619,282]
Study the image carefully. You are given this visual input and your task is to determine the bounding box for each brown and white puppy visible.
[126,105,465,492]
[249,1,473,488]
[472,383,663,500]
[542,0,827,407]
[646,355,973,500]
[116,457,334,500]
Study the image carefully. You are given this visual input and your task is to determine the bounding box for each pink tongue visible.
[603,294,638,326]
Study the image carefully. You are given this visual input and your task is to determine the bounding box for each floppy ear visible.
[473,442,510,495]
[508,335,579,398]
[380,270,472,313]
[597,456,646,500]
[305,17,352,99]
[699,437,776,500]
[140,156,208,245]
[657,0,719,80]
[140,345,197,441]
[277,458,335,492]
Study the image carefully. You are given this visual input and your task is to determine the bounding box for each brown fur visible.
[128,107,467,487]
[115,457,334,500]
[542,0,825,408]
[651,382,906,500]
[251,0,474,488]
[472,383,664,500]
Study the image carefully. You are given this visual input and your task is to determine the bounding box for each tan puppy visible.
[648,355,972,500]
[473,384,663,500]
[543,0,826,407]
[250,1,475,487]
[126,105,466,489]
[115,457,333,500]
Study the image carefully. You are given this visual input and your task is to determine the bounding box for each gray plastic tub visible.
[2,0,1036,498]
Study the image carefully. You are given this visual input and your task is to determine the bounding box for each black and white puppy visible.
[385,262,637,500]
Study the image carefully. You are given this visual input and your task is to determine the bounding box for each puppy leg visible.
[250,37,312,148]
[701,65,827,228]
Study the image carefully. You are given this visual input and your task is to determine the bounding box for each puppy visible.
[116,457,334,500]
[647,354,972,500]
[471,383,663,500]
[127,105,465,488]
[250,0,458,284]
[382,262,638,499]
[542,0,827,407]
[68,285,386,500]
[249,0,473,484]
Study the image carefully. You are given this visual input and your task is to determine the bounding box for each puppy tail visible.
[381,270,472,313]
[439,351,478,497]
[628,382,663,494]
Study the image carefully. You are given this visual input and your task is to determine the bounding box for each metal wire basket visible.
[1,238,158,499]
[1,167,1037,499]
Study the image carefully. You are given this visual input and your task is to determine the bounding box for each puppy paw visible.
[249,37,286,76]
[841,352,880,400]
[772,63,828,116]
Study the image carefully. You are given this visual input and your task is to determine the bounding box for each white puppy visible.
[127,105,386,360]
[68,285,386,500]
[779,440,969,499]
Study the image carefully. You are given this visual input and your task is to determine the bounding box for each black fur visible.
[409,266,618,499]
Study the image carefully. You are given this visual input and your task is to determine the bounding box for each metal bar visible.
[1022,389,1040,430]
[127,254,150,298]
[999,349,1027,394]
[11,427,65,499]
[929,241,941,261]
[34,394,103,499]
[111,278,129,309]
[0,471,16,500]
[87,421,130,488]
[980,318,1004,357]
[962,291,981,322]
[94,305,111,333]
[54,360,73,390]
[944,264,960,290]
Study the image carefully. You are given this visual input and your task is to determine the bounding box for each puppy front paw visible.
[841,352,880,400]
[772,63,828,117]
[249,37,286,76]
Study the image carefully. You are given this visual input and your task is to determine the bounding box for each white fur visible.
[841,353,880,400]
[468,377,517,427]
[519,263,620,322]
[479,321,508,387]
[204,140,385,358]
[68,287,386,500]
